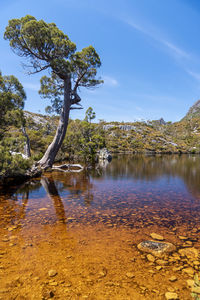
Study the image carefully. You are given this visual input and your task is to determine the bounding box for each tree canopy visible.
[84,107,96,123]
[4,15,103,168]
[0,71,26,137]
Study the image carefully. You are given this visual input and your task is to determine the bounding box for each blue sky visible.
[1,0,200,122]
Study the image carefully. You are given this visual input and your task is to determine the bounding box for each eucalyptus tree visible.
[84,107,96,123]
[4,15,103,169]
[0,71,31,157]
[0,71,25,135]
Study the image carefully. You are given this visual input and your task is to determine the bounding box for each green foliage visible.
[56,119,105,162]
[4,15,103,113]
[84,107,96,123]
[0,71,26,137]
[0,146,32,178]
[191,273,200,300]
[4,15,76,75]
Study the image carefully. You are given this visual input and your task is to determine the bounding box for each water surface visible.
[0,155,200,299]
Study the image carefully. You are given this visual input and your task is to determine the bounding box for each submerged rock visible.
[150,233,164,241]
[137,240,176,257]
[165,292,179,299]
[178,247,199,259]
[48,269,57,277]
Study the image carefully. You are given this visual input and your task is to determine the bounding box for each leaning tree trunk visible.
[38,77,71,169]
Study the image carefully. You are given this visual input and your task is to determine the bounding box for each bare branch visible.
[52,163,84,172]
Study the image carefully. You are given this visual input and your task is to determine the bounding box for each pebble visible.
[178,236,188,240]
[156,266,162,271]
[165,292,179,299]
[105,281,115,286]
[185,241,193,246]
[186,279,194,287]
[169,276,177,282]
[49,281,58,286]
[178,247,198,259]
[172,266,183,272]
[147,254,155,262]
[156,259,168,265]
[182,267,195,276]
[98,269,107,278]
[167,287,175,292]
[2,238,9,242]
[150,233,164,240]
[48,270,57,277]
[126,272,135,279]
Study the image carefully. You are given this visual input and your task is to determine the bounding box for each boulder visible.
[137,240,176,257]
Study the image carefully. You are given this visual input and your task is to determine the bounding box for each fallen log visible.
[52,163,84,173]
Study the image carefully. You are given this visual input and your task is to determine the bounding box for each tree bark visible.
[21,125,31,158]
[38,77,71,168]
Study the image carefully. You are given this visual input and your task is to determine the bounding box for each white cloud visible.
[103,75,118,87]
[123,18,190,60]
[161,40,190,59]
[23,83,40,91]
[187,70,200,81]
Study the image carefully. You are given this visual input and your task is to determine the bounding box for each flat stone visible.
[156,259,168,265]
[165,292,178,299]
[169,276,177,282]
[2,238,9,242]
[150,233,164,241]
[185,241,193,245]
[137,240,176,257]
[167,287,175,292]
[49,281,58,286]
[98,269,107,278]
[48,270,57,277]
[186,279,194,287]
[178,236,188,240]
[178,247,198,259]
[182,267,195,276]
[126,272,134,279]
[147,254,155,262]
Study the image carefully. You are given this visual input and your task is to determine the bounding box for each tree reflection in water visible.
[1,155,200,230]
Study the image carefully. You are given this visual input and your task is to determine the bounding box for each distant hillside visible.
[182,99,200,120]
[5,99,200,160]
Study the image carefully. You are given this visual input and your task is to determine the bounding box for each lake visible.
[0,154,200,299]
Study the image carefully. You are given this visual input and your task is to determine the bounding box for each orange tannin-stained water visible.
[0,154,200,299]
